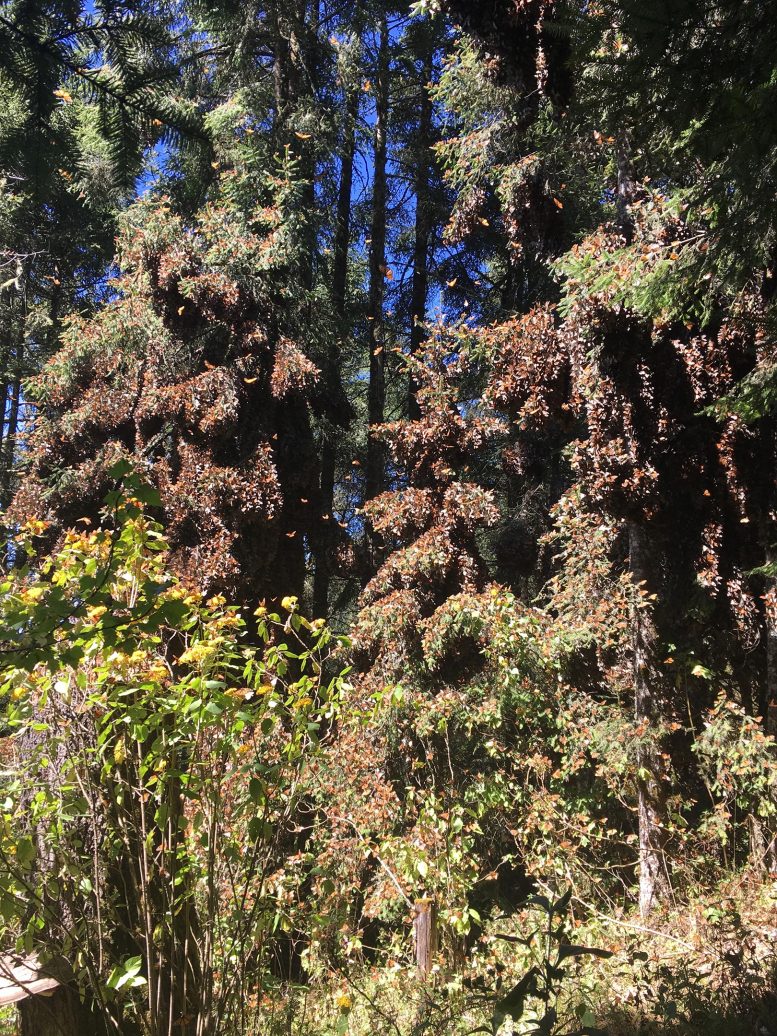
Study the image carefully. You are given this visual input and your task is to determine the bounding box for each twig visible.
[328,812,413,907]
[572,895,697,952]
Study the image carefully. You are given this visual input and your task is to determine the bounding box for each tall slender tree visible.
[404,22,437,418]
[365,9,390,505]
[313,66,360,616]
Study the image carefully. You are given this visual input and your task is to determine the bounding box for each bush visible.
[0,474,351,1036]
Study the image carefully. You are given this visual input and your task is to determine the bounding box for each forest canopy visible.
[1,2,777,1035]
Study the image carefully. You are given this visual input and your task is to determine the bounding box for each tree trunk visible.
[365,12,390,503]
[272,1,288,128]
[267,0,319,603]
[408,39,434,421]
[615,130,670,914]
[0,276,25,510]
[19,987,110,1036]
[615,132,635,244]
[1,364,22,511]
[629,521,671,915]
[313,82,359,617]
[290,0,318,296]
[747,812,777,875]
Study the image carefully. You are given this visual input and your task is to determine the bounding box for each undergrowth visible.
[251,875,777,1036]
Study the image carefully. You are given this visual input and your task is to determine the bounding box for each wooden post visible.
[413,898,437,980]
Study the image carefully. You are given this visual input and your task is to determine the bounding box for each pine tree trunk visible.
[291,0,318,296]
[272,1,288,128]
[0,287,24,510]
[0,305,12,471]
[269,0,320,601]
[408,41,434,420]
[1,366,22,511]
[313,83,359,617]
[365,12,390,503]
[615,133,635,243]
[629,521,671,915]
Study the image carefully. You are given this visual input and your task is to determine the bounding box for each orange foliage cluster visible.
[481,234,768,654]
[13,195,319,601]
[354,336,502,679]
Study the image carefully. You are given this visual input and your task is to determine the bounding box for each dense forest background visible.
[0,1,777,1034]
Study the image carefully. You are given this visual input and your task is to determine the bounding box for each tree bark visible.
[313,82,359,617]
[269,0,320,602]
[0,266,27,511]
[1,355,22,511]
[291,0,318,296]
[408,39,434,421]
[19,986,110,1036]
[365,12,390,503]
[272,1,288,129]
[615,130,670,914]
[629,521,671,915]
[615,132,635,244]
